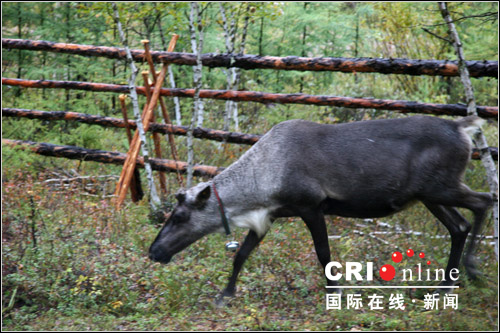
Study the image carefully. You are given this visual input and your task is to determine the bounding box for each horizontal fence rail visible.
[3,78,498,118]
[2,139,223,178]
[2,108,261,145]
[3,109,497,161]
[2,38,498,78]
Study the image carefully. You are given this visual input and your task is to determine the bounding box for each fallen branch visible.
[42,174,119,183]
[2,139,223,178]
[3,108,497,161]
[353,230,390,245]
[329,231,497,245]
[2,38,497,77]
[3,78,498,118]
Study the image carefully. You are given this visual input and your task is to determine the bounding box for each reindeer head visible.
[148,182,223,264]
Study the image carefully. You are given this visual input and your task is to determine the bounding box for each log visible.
[143,37,184,187]
[114,61,168,209]
[3,78,498,119]
[1,108,262,145]
[118,95,143,202]
[142,72,168,195]
[2,38,497,78]
[2,139,223,178]
[2,111,496,161]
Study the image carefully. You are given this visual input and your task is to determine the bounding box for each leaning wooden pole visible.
[141,71,167,196]
[114,63,169,209]
[2,139,222,177]
[439,2,499,259]
[119,94,143,202]
[2,38,497,78]
[119,95,134,142]
[142,37,184,187]
[3,78,498,119]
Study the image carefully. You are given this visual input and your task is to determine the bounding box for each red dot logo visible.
[379,264,396,281]
[419,252,425,259]
[392,251,403,263]
[406,249,414,257]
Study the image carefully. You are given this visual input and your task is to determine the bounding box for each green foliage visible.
[2,2,497,137]
[1,171,498,330]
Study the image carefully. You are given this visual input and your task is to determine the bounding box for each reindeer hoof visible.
[215,295,232,308]
[325,286,342,295]
[215,290,235,307]
[214,296,226,308]
[437,281,457,294]
[464,256,482,280]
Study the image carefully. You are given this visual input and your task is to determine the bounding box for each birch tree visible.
[112,2,160,209]
[219,2,251,131]
[168,66,182,126]
[155,2,183,126]
[187,2,205,187]
[438,2,498,258]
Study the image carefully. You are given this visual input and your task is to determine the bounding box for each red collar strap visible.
[212,182,231,235]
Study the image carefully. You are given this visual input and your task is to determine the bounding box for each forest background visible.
[2,2,498,331]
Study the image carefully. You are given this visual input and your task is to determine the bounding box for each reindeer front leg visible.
[300,209,340,293]
[216,229,266,306]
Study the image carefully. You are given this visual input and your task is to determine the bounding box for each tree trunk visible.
[219,3,236,131]
[187,2,205,187]
[112,2,160,209]
[219,2,250,131]
[439,2,499,259]
[299,2,308,93]
[16,3,23,85]
[156,7,182,126]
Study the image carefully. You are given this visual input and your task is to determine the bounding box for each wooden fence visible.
[2,139,222,178]
[2,78,498,119]
[3,38,497,77]
[2,38,498,204]
[3,108,497,161]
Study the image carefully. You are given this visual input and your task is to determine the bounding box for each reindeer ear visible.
[195,184,211,205]
[175,189,186,203]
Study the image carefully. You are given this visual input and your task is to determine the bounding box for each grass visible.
[1,157,498,331]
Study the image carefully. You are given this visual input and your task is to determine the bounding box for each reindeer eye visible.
[171,209,190,224]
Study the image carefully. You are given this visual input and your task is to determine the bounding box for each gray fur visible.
[149,115,492,300]
[215,116,476,220]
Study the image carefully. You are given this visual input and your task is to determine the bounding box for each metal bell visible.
[225,241,240,252]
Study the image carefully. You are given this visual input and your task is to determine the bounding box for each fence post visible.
[142,37,184,188]
[118,94,143,202]
[141,71,168,197]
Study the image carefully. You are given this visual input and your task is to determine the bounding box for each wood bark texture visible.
[3,38,497,77]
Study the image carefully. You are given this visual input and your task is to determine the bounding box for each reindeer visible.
[149,116,492,304]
